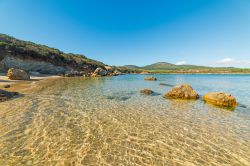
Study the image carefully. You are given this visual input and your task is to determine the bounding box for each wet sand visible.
[0,73,61,94]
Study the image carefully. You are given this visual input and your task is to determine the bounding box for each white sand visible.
[0,73,61,89]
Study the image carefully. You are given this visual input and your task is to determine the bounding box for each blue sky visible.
[0,0,250,67]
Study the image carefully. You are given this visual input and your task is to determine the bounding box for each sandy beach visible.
[0,73,61,93]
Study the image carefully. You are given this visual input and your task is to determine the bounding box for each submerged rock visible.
[144,77,157,81]
[203,92,237,108]
[7,68,30,80]
[3,84,11,88]
[0,89,18,102]
[105,91,135,101]
[140,89,154,95]
[164,84,199,99]
[239,104,247,108]
[159,83,174,87]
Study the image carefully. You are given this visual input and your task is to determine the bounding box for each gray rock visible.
[92,67,108,77]
[1,56,69,74]
[7,68,30,80]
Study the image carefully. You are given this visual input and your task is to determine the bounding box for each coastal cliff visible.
[0,34,105,75]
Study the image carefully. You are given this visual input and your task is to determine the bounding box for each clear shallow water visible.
[0,74,250,165]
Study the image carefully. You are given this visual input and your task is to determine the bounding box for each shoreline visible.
[0,72,249,102]
[0,73,61,94]
[138,72,250,75]
[1,72,249,92]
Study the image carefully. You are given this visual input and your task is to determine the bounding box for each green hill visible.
[143,62,175,70]
[122,62,250,73]
[0,34,105,74]
[123,65,140,69]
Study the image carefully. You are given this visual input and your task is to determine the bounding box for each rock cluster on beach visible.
[203,92,237,107]
[64,70,86,77]
[0,66,123,102]
[63,66,123,77]
[90,67,123,77]
[7,68,30,80]
[164,84,199,99]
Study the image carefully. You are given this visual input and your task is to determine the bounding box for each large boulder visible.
[0,89,18,102]
[144,76,157,81]
[7,68,30,80]
[164,84,199,99]
[140,89,154,95]
[203,92,237,107]
[92,67,108,77]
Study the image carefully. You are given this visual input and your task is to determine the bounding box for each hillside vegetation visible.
[0,34,105,71]
[123,62,250,73]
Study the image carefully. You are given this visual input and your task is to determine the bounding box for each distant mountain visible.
[123,65,140,69]
[122,62,250,73]
[143,62,175,70]
[123,62,206,70]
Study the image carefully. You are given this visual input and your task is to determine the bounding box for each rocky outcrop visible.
[7,68,30,80]
[140,89,154,95]
[64,70,86,77]
[144,77,157,81]
[0,56,70,74]
[112,70,122,76]
[164,84,199,99]
[0,89,18,102]
[0,34,107,75]
[91,67,108,77]
[203,92,237,107]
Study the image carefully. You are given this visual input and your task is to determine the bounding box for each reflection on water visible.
[0,74,250,165]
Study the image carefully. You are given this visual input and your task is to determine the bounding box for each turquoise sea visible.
[0,74,250,165]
